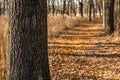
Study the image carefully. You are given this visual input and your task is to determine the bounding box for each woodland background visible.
[0,0,120,80]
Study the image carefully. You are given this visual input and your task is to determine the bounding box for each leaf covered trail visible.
[48,20,120,80]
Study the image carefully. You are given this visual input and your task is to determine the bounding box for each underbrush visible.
[47,14,81,35]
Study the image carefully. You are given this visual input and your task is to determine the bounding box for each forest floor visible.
[48,18,120,80]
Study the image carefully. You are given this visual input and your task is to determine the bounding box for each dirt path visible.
[48,20,120,80]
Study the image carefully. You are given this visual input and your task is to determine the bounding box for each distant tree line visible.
[0,0,8,15]
[47,0,103,20]
[47,0,120,36]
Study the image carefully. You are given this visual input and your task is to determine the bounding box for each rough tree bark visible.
[7,0,51,80]
[104,0,115,35]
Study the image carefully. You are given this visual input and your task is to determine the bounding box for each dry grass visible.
[47,14,82,35]
[0,14,120,80]
[0,15,8,80]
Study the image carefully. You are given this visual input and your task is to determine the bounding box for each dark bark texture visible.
[105,0,115,35]
[63,0,66,15]
[7,0,51,80]
[52,0,55,15]
[89,0,92,22]
[79,1,83,17]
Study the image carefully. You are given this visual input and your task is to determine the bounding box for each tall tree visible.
[97,0,102,17]
[79,0,83,17]
[89,0,92,22]
[103,0,115,35]
[7,0,51,80]
[3,0,6,14]
[117,0,120,36]
[0,2,1,15]
[47,0,51,14]
[63,0,66,15]
[52,0,55,15]
[103,0,105,28]
[92,1,95,17]
[67,0,70,15]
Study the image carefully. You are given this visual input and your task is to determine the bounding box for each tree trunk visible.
[57,0,60,14]
[7,0,51,80]
[72,0,76,16]
[63,0,66,15]
[0,3,1,15]
[89,0,92,22]
[70,0,73,15]
[79,0,83,17]
[92,2,95,17]
[117,0,120,36]
[3,0,5,14]
[103,0,106,28]
[47,0,51,14]
[104,0,115,35]
[52,0,55,15]
[67,1,70,15]
[98,0,102,18]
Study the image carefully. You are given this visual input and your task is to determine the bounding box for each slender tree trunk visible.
[79,0,83,17]
[94,0,97,16]
[0,3,1,15]
[48,0,51,14]
[117,0,120,36]
[57,0,60,14]
[92,2,95,17]
[98,0,102,18]
[67,1,70,15]
[89,0,92,22]
[98,5,102,17]
[7,0,51,80]
[52,0,55,15]
[3,0,5,14]
[70,0,73,15]
[63,0,66,15]
[72,0,76,16]
[103,0,106,28]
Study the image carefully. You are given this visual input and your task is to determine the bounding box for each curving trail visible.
[48,19,120,80]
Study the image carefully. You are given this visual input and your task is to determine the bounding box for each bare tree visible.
[117,0,120,36]
[0,1,1,15]
[63,0,66,15]
[89,0,92,22]
[103,0,115,35]
[52,0,55,15]
[79,0,83,17]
